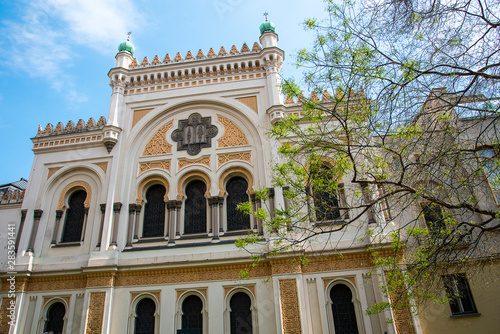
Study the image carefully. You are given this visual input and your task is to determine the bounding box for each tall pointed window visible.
[230,292,253,334]
[134,298,156,334]
[226,177,250,231]
[61,190,86,242]
[44,302,65,334]
[329,284,359,334]
[184,180,207,234]
[143,184,166,238]
[420,202,446,236]
[181,295,203,333]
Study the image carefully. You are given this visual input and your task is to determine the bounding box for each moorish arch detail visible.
[219,167,254,196]
[142,121,173,156]
[57,181,92,210]
[137,176,170,204]
[217,115,249,148]
[177,170,211,200]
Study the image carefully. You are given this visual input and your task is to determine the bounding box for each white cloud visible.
[0,0,141,104]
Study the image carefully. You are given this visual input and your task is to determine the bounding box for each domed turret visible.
[118,40,135,55]
[259,20,276,35]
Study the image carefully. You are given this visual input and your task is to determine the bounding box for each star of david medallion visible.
[171,113,218,155]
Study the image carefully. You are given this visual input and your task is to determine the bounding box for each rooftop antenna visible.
[127,31,132,41]
[263,12,269,21]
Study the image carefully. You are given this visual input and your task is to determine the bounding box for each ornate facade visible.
[1,20,499,334]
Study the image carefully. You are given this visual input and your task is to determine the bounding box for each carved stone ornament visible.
[171,113,218,155]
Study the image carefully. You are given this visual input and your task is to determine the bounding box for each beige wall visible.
[418,260,500,334]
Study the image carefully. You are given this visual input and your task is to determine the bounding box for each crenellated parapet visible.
[32,116,108,152]
[130,43,261,69]
[108,41,282,96]
[35,116,106,137]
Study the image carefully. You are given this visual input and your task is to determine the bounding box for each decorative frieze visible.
[139,160,171,174]
[235,96,258,113]
[279,279,302,334]
[217,116,249,148]
[86,292,106,334]
[142,121,173,156]
[178,155,210,170]
[217,151,251,167]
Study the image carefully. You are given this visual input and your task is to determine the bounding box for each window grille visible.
[143,184,166,238]
[184,181,207,234]
[230,292,253,334]
[226,177,250,231]
[61,190,86,242]
[330,284,359,334]
[44,302,65,334]
[181,295,203,333]
[134,298,156,334]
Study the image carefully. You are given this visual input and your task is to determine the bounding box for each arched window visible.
[184,180,207,234]
[329,284,359,334]
[181,295,203,333]
[230,292,253,334]
[61,190,86,242]
[143,184,166,238]
[44,302,65,334]
[134,298,156,334]
[226,177,250,231]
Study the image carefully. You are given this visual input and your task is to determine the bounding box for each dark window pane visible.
[226,177,250,231]
[422,203,445,234]
[443,274,477,315]
[230,292,253,334]
[182,295,203,333]
[135,298,156,334]
[143,184,166,238]
[330,284,359,334]
[184,181,207,234]
[315,189,340,221]
[44,302,65,334]
[62,190,86,242]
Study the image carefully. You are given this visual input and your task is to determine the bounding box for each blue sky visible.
[0,0,327,184]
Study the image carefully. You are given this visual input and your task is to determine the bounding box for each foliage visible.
[237,0,500,317]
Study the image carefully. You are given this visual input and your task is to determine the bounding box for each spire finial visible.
[263,12,269,21]
[127,31,132,41]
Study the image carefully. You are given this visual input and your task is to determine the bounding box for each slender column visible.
[218,197,224,233]
[268,188,275,218]
[134,204,141,240]
[167,201,177,244]
[175,201,182,237]
[27,209,43,253]
[96,204,106,248]
[282,187,291,231]
[81,207,89,242]
[51,210,63,245]
[339,183,349,219]
[268,188,276,232]
[126,204,136,247]
[208,197,214,234]
[15,209,27,252]
[250,194,258,231]
[256,197,263,235]
[109,202,122,247]
[361,182,376,224]
[211,197,220,241]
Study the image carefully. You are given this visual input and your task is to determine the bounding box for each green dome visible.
[118,40,135,55]
[259,20,276,35]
